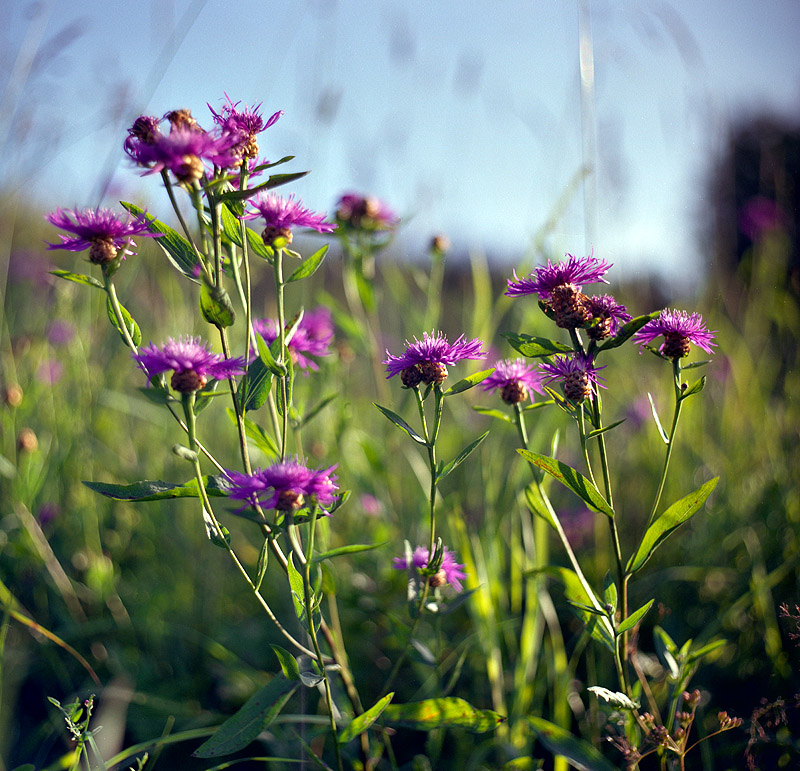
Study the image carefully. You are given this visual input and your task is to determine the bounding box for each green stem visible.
[102,266,137,352]
[274,249,290,457]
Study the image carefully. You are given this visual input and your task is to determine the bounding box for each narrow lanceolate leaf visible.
[596,311,660,351]
[83,476,231,502]
[473,406,513,424]
[502,333,573,358]
[437,431,489,482]
[374,403,427,445]
[339,693,394,744]
[255,333,288,377]
[627,477,719,574]
[239,358,274,413]
[442,368,496,396]
[218,171,310,202]
[246,226,275,262]
[220,203,244,247]
[526,717,618,771]
[270,645,301,681]
[312,542,386,563]
[524,482,558,532]
[648,392,669,444]
[518,449,614,519]
[679,376,706,400]
[106,296,142,347]
[121,202,202,282]
[50,270,104,289]
[200,283,236,328]
[586,419,625,440]
[617,598,655,634]
[192,677,297,758]
[381,698,506,734]
[286,245,329,283]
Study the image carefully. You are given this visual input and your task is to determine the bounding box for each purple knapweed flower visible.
[243,193,337,247]
[253,307,334,371]
[383,330,487,387]
[46,207,159,265]
[226,458,338,512]
[632,309,716,360]
[393,546,467,592]
[585,294,632,341]
[335,192,398,232]
[505,252,612,329]
[482,358,546,404]
[133,336,246,393]
[124,114,163,161]
[539,353,606,402]
[208,95,282,160]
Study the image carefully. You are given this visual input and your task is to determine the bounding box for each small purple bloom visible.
[393,546,467,592]
[539,353,606,402]
[335,192,398,231]
[505,252,611,300]
[585,294,632,340]
[632,309,716,359]
[383,330,487,386]
[46,207,159,264]
[133,336,246,393]
[243,193,337,247]
[227,458,338,512]
[133,128,240,182]
[253,307,334,371]
[124,115,163,160]
[482,358,546,404]
[208,94,282,159]
[47,320,75,346]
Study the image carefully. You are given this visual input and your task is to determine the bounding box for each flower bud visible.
[17,427,38,453]
[3,383,23,408]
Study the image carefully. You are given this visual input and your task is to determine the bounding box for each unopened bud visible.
[17,427,38,453]
[4,384,23,408]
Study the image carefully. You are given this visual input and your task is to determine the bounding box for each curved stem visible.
[102,266,137,352]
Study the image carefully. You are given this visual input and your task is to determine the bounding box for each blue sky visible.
[3,0,799,290]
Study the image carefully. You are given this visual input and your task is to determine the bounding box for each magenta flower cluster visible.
[393,546,467,592]
[384,331,487,382]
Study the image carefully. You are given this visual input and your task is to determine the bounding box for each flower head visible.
[393,546,467,592]
[133,336,246,393]
[335,192,398,231]
[243,193,337,247]
[585,294,632,340]
[46,207,159,264]
[226,458,338,512]
[632,309,716,359]
[253,307,334,371]
[539,353,606,402]
[124,115,163,159]
[482,358,546,404]
[383,330,487,387]
[208,95,282,160]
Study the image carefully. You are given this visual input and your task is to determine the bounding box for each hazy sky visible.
[3,0,799,289]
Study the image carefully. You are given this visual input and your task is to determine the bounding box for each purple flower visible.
[226,458,338,512]
[383,330,487,387]
[133,336,246,393]
[208,95,282,160]
[539,353,606,402]
[632,309,716,359]
[585,294,632,340]
[243,193,337,247]
[393,546,467,592]
[124,115,163,160]
[335,192,398,231]
[481,358,546,404]
[505,252,611,301]
[132,128,240,182]
[45,207,159,265]
[253,307,334,371]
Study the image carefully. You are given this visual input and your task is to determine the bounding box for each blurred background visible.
[2,1,800,769]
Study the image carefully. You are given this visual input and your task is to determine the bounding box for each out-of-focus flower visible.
[632,309,716,359]
[133,336,246,393]
[124,115,163,160]
[539,353,606,402]
[585,294,632,341]
[360,493,383,517]
[38,502,61,527]
[46,207,159,265]
[505,252,612,329]
[17,427,38,453]
[37,360,63,385]
[383,330,487,387]
[335,192,398,231]
[253,307,334,371]
[227,458,338,512]
[739,196,787,241]
[48,320,75,346]
[208,95,282,161]
[393,546,467,592]
[481,358,546,404]
[242,193,336,247]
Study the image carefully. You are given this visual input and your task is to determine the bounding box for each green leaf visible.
[648,392,668,444]
[524,482,558,532]
[437,431,489,481]
[239,358,274,413]
[502,333,573,358]
[218,171,310,203]
[586,419,625,440]
[192,677,297,758]
[526,717,618,771]
[596,311,661,351]
[472,406,513,424]
[602,572,617,613]
[270,645,301,681]
[287,553,306,625]
[121,202,202,282]
[442,368,496,396]
[312,542,386,563]
[286,245,329,283]
[518,449,614,519]
[275,351,293,418]
[83,475,231,502]
[686,638,727,664]
[381,697,506,734]
[296,394,337,428]
[220,203,244,247]
[374,403,427,445]
[255,540,269,591]
[627,477,719,574]
[106,296,142,347]
[546,566,614,651]
[679,375,706,400]
[227,409,279,461]
[50,269,104,289]
[617,599,655,634]
[339,693,394,744]
[200,283,236,328]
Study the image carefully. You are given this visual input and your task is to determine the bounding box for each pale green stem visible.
[102,266,137,353]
